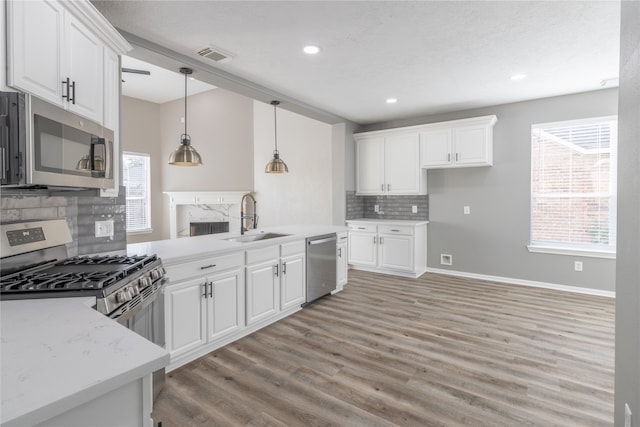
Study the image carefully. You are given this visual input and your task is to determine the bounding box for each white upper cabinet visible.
[7,0,65,106]
[64,12,104,121]
[355,132,425,196]
[6,0,130,124]
[420,115,497,169]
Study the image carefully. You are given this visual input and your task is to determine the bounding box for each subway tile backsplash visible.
[0,188,127,256]
[345,191,429,221]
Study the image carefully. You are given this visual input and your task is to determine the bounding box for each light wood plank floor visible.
[153,270,615,426]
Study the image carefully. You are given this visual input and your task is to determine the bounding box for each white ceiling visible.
[121,56,216,104]
[93,1,621,125]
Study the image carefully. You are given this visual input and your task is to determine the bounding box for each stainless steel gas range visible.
[0,219,167,397]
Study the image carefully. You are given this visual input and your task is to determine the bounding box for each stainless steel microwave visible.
[0,91,114,189]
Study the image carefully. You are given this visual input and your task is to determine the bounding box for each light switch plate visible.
[412,205,418,213]
[95,219,114,239]
[464,206,470,215]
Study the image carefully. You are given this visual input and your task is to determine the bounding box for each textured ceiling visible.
[92,1,621,125]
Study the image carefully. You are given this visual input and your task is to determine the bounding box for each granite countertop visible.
[127,224,348,265]
[0,297,170,427]
[346,218,429,226]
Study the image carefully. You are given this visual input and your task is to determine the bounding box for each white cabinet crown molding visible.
[62,1,131,54]
[353,115,498,138]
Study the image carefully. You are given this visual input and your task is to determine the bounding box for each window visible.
[123,152,151,233]
[529,116,617,256]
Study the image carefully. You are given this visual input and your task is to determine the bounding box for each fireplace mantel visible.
[164,191,250,239]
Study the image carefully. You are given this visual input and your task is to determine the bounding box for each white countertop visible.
[127,224,348,265]
[346,218,429,226]
[0,297,170,427]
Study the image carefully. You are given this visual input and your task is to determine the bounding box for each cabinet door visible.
[453,125,491,166]
[384,133,420,194]
[356,137,385,195]
[65,13,104,122]
[420,129,453,168]
[281,254,305,310]
[6,0,65,106]
[378,234,414,271]
[348,232,377,266]
[208,269,244,342]
[246,261,279,325]
[165,278,207,358]
[337,241,348,289]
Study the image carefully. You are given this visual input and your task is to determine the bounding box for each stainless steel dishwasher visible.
[305,233,337,305]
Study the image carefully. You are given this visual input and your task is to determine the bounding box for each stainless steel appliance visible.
[0,219,166,397]
[0,91,114,189]
[305,233,337,305]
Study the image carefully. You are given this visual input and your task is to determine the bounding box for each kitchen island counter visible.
[127,224,348,265]
[0,297,169,427]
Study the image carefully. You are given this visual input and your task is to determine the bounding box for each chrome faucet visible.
[240,193,257,235]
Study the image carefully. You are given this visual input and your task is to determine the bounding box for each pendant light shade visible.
[265,100,288,173]
[169,67,202,166]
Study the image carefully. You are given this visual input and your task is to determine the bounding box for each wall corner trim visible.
[425,267,615,298]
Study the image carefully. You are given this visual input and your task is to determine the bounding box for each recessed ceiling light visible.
[511,74,527,81]
[386,98,398,104]
[303,45,320,54]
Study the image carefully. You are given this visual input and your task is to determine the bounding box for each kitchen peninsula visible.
[127,224,347,370]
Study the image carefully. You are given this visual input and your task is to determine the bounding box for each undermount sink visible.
[225,233,290,243]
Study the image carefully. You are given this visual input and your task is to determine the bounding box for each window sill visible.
[127,228,153,236]
[527,245,616,259]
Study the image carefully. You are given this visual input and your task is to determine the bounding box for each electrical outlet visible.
[574,261,583,272]
[95,219,114,239]
[625,403,632,427]
[374,204,379,213]
[412,205,418,214]
[464,206,470,215]
[440,254,452,265]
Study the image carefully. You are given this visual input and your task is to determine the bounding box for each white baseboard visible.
[425,267,615,298]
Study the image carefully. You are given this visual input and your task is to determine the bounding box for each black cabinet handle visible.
[62,78,70,101]
[70,81,76,104]
[200,264,216,270]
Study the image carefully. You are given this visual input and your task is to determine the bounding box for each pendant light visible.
[265,100,289,173]
[168,67,202,166]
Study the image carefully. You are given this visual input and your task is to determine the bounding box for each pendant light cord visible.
[184,70,188,138]
[273,103,278,152]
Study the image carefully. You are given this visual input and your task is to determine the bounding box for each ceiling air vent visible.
[196,46,233,64]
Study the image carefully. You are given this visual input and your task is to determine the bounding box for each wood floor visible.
[153,270,615,426]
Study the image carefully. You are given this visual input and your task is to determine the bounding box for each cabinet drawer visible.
[281,240,305,257]
[337,231,348,241]
[348,223,377,233]
[166,252,243,283]
[378,225,413,235]
[246,245,279,265]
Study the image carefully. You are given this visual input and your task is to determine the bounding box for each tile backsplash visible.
[345,191,429,221]
[0,188,126,256]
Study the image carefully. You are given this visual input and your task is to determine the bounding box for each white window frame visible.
[527,116,617,259]
[123,151,152,235]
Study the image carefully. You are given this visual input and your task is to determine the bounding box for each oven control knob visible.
[138,276,151,289]
[116,290,131,304]
[129,284,140,296]
[150,269,160,280]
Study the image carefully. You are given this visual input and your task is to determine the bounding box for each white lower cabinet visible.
[246,257,279,325]
[246,241,305,325]
[336,232,348,292]
[347,221,427,278]
[164,253,244,362]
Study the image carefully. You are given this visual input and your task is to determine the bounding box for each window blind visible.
[530,116,617,253]
[123,152,151,232]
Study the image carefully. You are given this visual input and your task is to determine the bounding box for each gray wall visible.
[121,96,163,244]
[331,120,359,225]
[121,88,254,241]
[358,88,618,292]
[614,1,640,425]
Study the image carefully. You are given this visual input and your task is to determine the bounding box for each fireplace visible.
[190,221,230,237]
